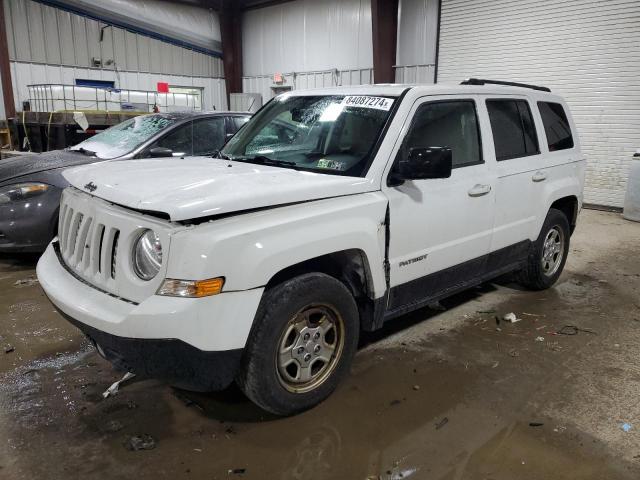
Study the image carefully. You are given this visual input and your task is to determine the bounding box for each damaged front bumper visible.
[61,311,242,391]
[36,242,264,391]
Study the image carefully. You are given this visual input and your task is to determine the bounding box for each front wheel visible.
[237,273,359,416]
[517,208,570,290]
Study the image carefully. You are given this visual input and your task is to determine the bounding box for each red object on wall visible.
[157,82,169,93]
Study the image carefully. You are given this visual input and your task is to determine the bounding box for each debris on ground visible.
[228,468,246,475]
[125,434,156,451]
[529,422,544,427]
[509,349,520,358]
[491,361,500,368]
[522,312,544,317]
[4,344,15,353]
[413,385,420,391]
[435,417,448,430]
[535,336,545,342]
[622,423,633,433]
[102,372,136,398]
[556,325,597,336]
[13,277,39,287]
[503,313,522,323]
[390,399,402,406]
[553,426,567,433]
[477,309,497,314]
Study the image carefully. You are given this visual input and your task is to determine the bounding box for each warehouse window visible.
[401,100,482,168]
[538,102,574,151]
[486,99,539,161]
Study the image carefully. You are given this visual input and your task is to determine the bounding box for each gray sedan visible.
[0,111,250,252]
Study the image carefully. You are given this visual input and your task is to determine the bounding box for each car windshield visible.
[70,114,177,159]
[221,94,395,176]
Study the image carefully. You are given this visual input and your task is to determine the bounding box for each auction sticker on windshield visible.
[341,96,394,111]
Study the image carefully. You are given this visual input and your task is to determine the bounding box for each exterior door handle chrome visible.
[532,171,547,182]
[468,184,492,197]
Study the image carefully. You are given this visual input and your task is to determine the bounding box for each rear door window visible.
[232,116,250,131]
[537,102,574,151]
[192,117,226,155]
[486,99,539,161]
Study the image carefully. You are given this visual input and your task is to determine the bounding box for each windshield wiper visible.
[211,150,231,160]
[235,155,299,169]
[71,147,96,157]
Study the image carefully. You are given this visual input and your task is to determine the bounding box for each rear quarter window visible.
[537,102,574,151]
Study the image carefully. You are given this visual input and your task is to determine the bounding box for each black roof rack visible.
[460,78,551,92]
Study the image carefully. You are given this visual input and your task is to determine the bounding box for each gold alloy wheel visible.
[276,304,345,394]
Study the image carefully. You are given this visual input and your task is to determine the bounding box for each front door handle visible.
[468,184,492,197]
[532,171,547,182]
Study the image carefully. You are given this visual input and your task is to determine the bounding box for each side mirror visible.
[148,147,174,158]
[392,146,452,184]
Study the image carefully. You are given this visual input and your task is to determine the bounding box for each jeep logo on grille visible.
[84,181,98,192]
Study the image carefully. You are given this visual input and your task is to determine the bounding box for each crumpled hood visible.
[0,149,99,184]
[63,157,377,222]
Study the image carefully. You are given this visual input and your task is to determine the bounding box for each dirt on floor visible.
[1,209,639,480]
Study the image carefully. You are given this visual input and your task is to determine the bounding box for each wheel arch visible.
[549,195,578,234]
[264,249,379,332]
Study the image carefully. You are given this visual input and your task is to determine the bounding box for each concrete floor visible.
[1,209,639,480]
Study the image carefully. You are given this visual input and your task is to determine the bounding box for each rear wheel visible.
[237,272,359,416]
[517,208,570,290]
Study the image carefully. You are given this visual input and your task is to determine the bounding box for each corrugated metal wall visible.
[4,0,227,112]
[437,0,640,208]
[395,0,439,84]
[241,0,374,100]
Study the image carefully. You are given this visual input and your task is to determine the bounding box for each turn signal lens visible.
[157,277,225,298]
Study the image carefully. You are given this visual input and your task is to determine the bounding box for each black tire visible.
[237,272,359,416]
[517,208,570,290]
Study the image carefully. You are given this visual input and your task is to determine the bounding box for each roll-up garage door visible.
[437,0,640,208]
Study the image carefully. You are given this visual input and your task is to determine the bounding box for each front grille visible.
[56,188,172,304]
[59,202,120,280]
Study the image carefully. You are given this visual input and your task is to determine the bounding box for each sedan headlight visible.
[132,229,162,280]
[0,183,49,204]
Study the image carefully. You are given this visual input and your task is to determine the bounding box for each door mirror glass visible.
[148,147,174,157]
[397,146,452,180]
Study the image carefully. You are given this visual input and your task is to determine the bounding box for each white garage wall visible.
[242,0,374,101]
[3,0,227,113]
[437,0,640,208]
[395,0,439,84]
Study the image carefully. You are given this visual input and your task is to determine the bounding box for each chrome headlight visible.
[132,230,162,280]
[0,183,49,204]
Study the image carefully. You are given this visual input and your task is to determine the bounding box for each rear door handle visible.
[532,171,547,182]
[468,184,492,197]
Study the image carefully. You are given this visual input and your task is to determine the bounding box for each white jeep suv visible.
[37,80,586,415]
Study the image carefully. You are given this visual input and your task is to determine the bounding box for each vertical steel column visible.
[219,2,243,108]
[0,1,15,118]
[371,0,399,84]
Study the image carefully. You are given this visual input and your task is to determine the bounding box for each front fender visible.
[166,192,389,297]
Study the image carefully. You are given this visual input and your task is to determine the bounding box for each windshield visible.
[70,114,177,159]
[221,94,395,176]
